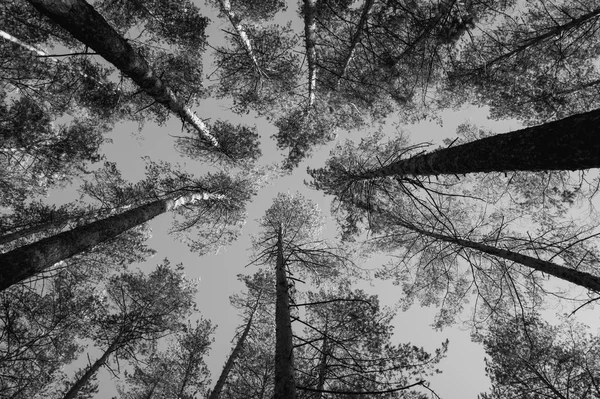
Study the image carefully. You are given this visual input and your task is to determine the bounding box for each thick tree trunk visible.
[303,0,317,107]
[218,0,262,74]
[335,0,374,88]
[62,340,119,399]
[274,227,296,399]
[0,219,70,247]
[25,0,218,147]
[357,107,600,179]
[209,293,262,399]
[0,192,215,291]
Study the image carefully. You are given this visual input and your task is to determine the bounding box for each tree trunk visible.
[218,0,262,74]
[392,216,600,293]
[335,0,374,89]
[0,192,215,292]
[62,340,119,399]
[303,0,317,107]
[209,292,262,399]
[357,107,600,179]
[274,227,296,399]
[315,318,328,399]
[25,0,218,147]
[478,7,600,71]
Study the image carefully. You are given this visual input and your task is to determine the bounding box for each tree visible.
[445,0,600,124]
[209,271,275,399]
[310,107,600,183]
[477,314,600,398]
[118,319,215,399]
[0,90,106,207]
[60,260,199,399]
[0,165,259,291]
[0,272,97,398]
[249,192,350,398]
[25,0,261,163]
[294,284,447,398]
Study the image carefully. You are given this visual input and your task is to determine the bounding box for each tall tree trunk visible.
[315,318,328,399]
[274,227,296,399]
[62,340,119,399]
[25,0,218,147]
[303,0,317,107]
[209,292,263,399]
[360,201,600,293]
[0,192,217,292]
[356,107,600,179]
[218,0,262,74]
[476,7,600,72]
[334,0,374,89]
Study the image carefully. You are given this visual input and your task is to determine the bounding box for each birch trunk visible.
[62,340,119,399]
[0,192,218,292]
[303,0,318,107]
[356,107,600,179]
[209,291,262,399]
[274,227,296,398]
[218,0,262,73]
[25,0,218,147]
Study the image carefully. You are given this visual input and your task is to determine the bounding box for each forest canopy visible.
[1,0,600,398]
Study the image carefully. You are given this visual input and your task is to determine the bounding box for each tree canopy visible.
[2,0,600,398]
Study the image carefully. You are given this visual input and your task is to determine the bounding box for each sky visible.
[35,0,600,398]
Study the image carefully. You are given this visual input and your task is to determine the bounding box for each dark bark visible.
[315,319,328,399]
[360,201,600,293]
[358,107,600,179]
[25,0,218,146]
[335,0,374,88]
[0,199,168,291]
[476,7,600,71]
[274,227,296,399]
[209,291,263,399]
[62,340,119,399]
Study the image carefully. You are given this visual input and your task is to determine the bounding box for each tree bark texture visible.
[274,227,296,399]
[358,107,600,179]
[218,0,262,74]
[25,0,218,146]
[0,192,213,291]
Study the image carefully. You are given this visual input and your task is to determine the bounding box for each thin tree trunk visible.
[218,0,262,74]
[25,0,218,147]
[315,318,328,399]
[209,291,263,399]
[303,0,317,107]
[62,340,119,399]
[386,214,600,293]
[0,192,217,292]
[356,107,600,179]
[274,227,296,399]
[476,7,600,72]
[335,0,374,89]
